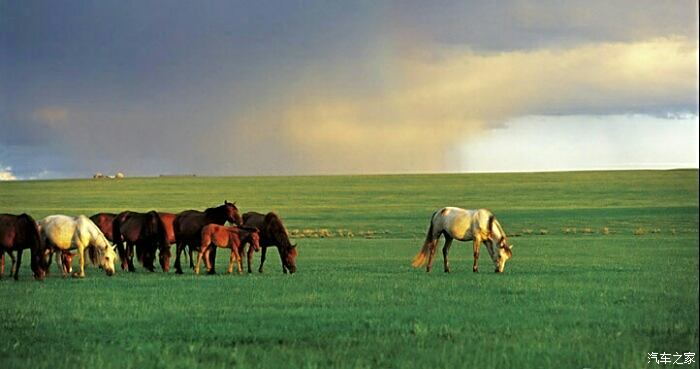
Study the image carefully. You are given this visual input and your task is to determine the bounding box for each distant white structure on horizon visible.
[93,172,125,179]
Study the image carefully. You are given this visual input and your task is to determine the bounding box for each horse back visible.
[174,210,206,239]
[89,213,116,241]
[0,213,40,250]
[243,212,289,248]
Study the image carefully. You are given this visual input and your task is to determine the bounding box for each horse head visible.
[495,238,513,273]
[61,251,77,274]
[223,200,243,226]
[283,244,298,274]
[248,229,261,252]
[92,235,117,276]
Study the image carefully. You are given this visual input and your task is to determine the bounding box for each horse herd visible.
[0,200,298,280]
[1,202,514,281]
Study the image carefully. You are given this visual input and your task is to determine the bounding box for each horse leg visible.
[442,235,453,273]
[258,247,267,273]
[472,237,481,273]
[227,247,235,274]
[484,240,498,272]
[235,248,243,275]
[43,248,53,276]
[278,249,288,274]
[246,244,254,273]
[426,238,439,273]
[55,251,65,277]
[194,246,205,275]
[77,246,86,278]
[0,251,4,279]
[207,246,217,274]
[174,241,184,274]
[127,242,136,272]
[11,250,22,280]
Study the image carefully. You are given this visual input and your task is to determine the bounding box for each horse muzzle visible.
[105,268,115,277]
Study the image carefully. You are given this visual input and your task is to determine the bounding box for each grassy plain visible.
[0,170,698,369]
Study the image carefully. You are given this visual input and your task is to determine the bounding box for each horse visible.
[411,207,514,273]
[173,200,243,274]
[157,212,177,270]
[241,212,297,274]
[50,250,77,277]
[38,215,117,278]
[0,213,47,280]
[89,213,117,241]
[112,211,170,272]
[196,225,260,275]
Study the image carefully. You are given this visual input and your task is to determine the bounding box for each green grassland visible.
[1,170,698,369]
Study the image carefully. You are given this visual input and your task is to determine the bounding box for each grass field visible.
[1,170,698,369]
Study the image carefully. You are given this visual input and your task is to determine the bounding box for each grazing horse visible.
[173,200,243,274]
[157,212,177,271]
[112,211,169,272]
[242,212,297,274]
[38,215,117,278]
[196,225,260,275]
[0,213,47,280]
[411,207,514,273]
[89,213,117,242]
[56,251,77,276]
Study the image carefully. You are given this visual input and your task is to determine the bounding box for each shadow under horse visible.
[173,200,243,274]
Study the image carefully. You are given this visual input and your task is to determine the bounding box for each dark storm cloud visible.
[0,1,697,178]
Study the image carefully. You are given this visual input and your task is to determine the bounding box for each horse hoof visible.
[473,269,479,273]
[175,269,183,275]
[444,268,451,273]
[207,270,216,275]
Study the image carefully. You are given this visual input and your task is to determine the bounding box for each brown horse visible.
[55,250,77,277]
[173,200,243,274]
[157,212,177,271]
[112,211,170,272]
[89,213,117,242]
[0,213,47,280]
[242,212,297,274]
[196,225,260,274]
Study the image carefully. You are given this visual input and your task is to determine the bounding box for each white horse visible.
[38,215,117,278]
[412,207,514,273]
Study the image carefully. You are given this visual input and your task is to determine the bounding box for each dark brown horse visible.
[196,225,260,274]
[173,200,243,274]
[0,213,47,280]
[242,212,297,274]
[89,213,117,241]
[112,211,169,272]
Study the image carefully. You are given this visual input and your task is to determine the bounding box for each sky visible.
[1,1,698,180]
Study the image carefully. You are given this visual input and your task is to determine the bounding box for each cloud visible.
[32,106,69,126]
[239,36,698,173]
[0,166,17,181]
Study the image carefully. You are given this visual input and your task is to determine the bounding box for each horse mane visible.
[78,215,108,266]
[264,212,292,249]
[488,213,508,245]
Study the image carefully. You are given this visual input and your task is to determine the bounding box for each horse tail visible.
[112,213,126,261]
[412,211,439,268]
[17,213,46,277]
